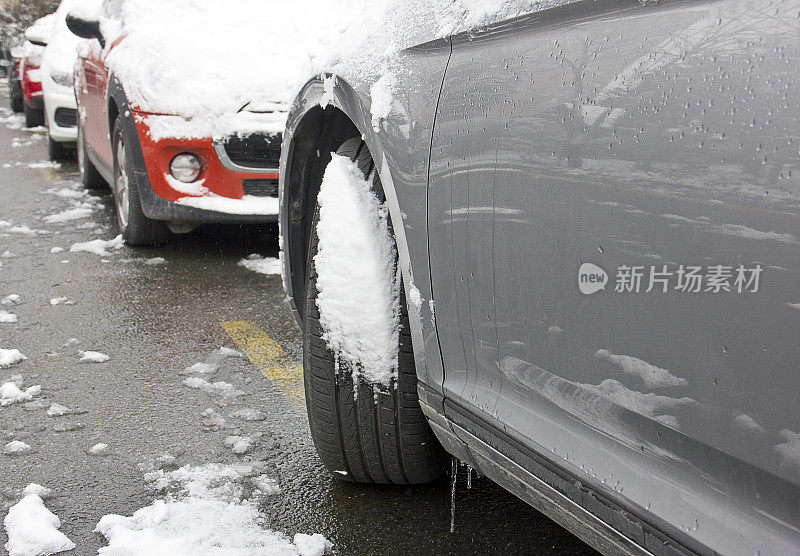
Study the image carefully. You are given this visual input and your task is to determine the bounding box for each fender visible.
[281,39,452,396]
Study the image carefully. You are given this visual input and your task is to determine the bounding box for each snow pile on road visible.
[182,377,244,399]
[79,350,110,363]
[94,0,566,140]
[69,235,124,256]
[4,484,76,556]
[1,382,41,406]
[2,294,21,305]
[0,349,27,368]
[43,206,94,224]
[0,310,18,323]
[96,462,329,555]
[4,441,32,456]
[90,443,110,456]
[238,254,281,276]
[314,154,399,387]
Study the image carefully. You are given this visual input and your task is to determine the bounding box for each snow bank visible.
[69,235,124,256]
[96,463,326,555]
[238,254,281,276]
[0,349,27,368]
[314,154,399,387]
[97,0,567,140]
[4,484,75,556]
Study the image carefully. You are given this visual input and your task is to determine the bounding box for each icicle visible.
[450,457,458,533]
[467,465,473,489]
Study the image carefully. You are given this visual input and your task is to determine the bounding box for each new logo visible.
[578,263,608,295]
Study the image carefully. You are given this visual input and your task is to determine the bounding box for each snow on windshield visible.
[99,0,570,140]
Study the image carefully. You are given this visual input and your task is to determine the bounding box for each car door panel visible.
[429,0,800,552]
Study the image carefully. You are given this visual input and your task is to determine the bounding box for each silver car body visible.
[280,1,800,553]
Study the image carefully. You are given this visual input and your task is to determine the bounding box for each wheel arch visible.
[281,75,411,322]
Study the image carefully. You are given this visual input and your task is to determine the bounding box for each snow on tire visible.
[303,137,445,485]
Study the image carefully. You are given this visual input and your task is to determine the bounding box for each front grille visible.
[242,178,279,197]
[223,133,281,169]
[54,107,76,128]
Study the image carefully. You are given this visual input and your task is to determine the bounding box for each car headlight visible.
[169,153,202,183]
[50,71,73,88]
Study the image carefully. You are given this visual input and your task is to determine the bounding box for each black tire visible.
[303,137,445,485]
[111,118,170,246]
[47,134,70,161]
[77,120,103,188]
[24,103,44,128]
[10,85,23,113]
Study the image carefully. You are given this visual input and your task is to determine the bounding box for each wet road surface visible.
[0,85,596,555]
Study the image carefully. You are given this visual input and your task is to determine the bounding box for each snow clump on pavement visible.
[69,235,124,257]
[4,484,76,556]
[47,403,70,417]
[182,362,218,375]
[43,206,94,224]
[314,154,399,387]
[0,380,40,407]
[224,435,253,455]
[3,441,32,456]
[0,349,27,368]
[2,294,21,305]
[229,408,266,422]
[90,443,110,456]
[79,350,110,363]
[219,346,244,358]
[238,254,281,275]
[0,310,18,323]
[95,462,327,554]
[182,377,244,398]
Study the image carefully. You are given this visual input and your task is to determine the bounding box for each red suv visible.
[65,6,281,246]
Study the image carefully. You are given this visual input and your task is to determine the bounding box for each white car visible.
[41,0,99,160]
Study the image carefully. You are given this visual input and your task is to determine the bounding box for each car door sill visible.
[420,394,696,556]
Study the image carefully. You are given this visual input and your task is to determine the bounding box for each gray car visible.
[280,0,800,554]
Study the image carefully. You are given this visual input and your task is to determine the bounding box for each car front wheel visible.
[111,118,169,246]
[302,137,446,485]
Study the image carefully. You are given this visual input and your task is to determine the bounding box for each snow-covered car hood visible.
[98,0,572,141]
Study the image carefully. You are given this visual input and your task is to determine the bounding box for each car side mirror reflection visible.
[66,13,105,48]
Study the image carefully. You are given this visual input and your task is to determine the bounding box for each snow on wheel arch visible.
[314,153,400,389]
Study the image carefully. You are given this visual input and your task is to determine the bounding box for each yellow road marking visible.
[220,321,305,407]
[40,167,61,183]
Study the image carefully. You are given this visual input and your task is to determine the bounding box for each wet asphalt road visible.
[0,85,595,555]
